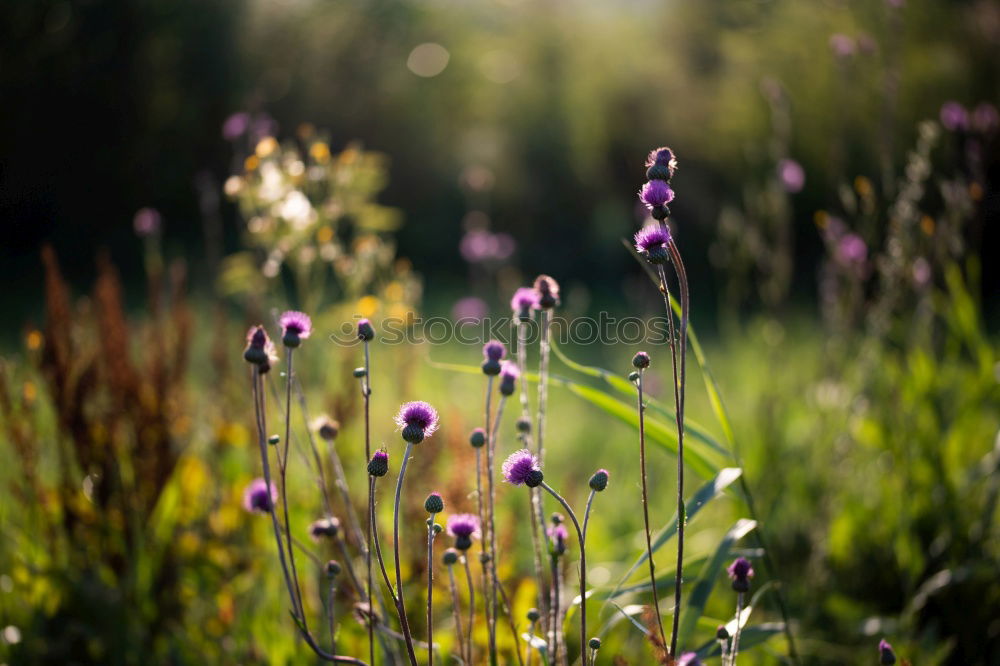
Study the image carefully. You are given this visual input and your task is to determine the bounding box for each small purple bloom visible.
[357,318,375,342]
[972,102,999,133]
[940,101,968,131]
[510,287,540,313]
[634,225,671,254]
[727,556,755,592]
[452,297,488,321]
[638,180,675,209]
[829,33,856,58]
[878,638,897,665]
[483,340,507,362]
[645,146,678,181]
[447,513,481,550]
[395,401,440,443]
[502,448,542,486]
[133,208,162,237]
[838,233,868,265]
[548,523,569,555]
[279,310,313,347]
[309,516,341,541]
[499,360,519,396]
[676,653,703,666]
[368,449,389,477]
[243,478,277,513]
[777,159,805,193]
[222,112,250,141]
[244,325,278,367]
[533,275,560,309]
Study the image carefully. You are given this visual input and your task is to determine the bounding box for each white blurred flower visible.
[278,190,316,230]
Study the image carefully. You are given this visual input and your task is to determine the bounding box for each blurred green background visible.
[0,0,998,664]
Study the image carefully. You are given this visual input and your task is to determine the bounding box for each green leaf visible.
[676,518,757,650]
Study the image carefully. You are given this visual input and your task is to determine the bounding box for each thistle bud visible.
[525,469,544,488]
[443,548,459,566]
[424,492,444,514]
[628,371,640,382]
[309,517,341,541]
[588,637,601,650]
[353,367,367,378]
[516,418,531,433]
[368,450,389,477]
[469,428,486,448]
[357,318,375,342]
[533,275,560,309]
[589,468,609,492]
[716,625,729,640]
[632,351,650,369]
[314,416,340,442]
[268,434,280,446]
[326,560,342,577]
[878,639,896,665]
[526,608,541,623]
[433,523,443,535]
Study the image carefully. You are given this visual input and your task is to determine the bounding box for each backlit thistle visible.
[394,401,440,444]
[244,326,277,367]
[645,146,678,181]
[632,351,650,369]
[446,514,481,552]
[727,557,755,666]
[309,516,341,541]
[279,310,312,347]
[243,478,277,513]
[547,523,569,557]
[424,492,445,515]
[533,274,560,309]
[368,449,389,477]
[878,639,897,665]
[482,339,506,375]
[499,360,519,396]
[357,318,375,342]
[588,469,609,492]
[677,653,703,666]
[510,287,540,320]
[634,225,671,265]
[639,179,675,211]
[502,449,543,487]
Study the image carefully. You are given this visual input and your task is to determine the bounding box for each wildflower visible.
[368,449,389,477]
[243,478,277,513]
[510,287,539,320]
[878,638,896,665]
[442,548,459,565]
[638,179,675,210]
[632,351,650,369]
[446,513,481,551]
[424,492,445,514]
[244,326,277,367]
[777,158,805,193]
[727,557,755,593]
[395,401,440,443]
[634,225,671,265]
[838,233,868,266]
[645,147,678,182]
[502,449,543,487]
[829,33,856,58]
[482,340,506,375]
[588,637,601,650]
[312,415,340,442]
[548,523,569,556]
[499,360,519,396]
[279,310,312,348]
[309,516,341,541]
[469,427,486,448]
[589,469,609,492]
[676,653,703,666]
[357,318,375,342]
[452,296,488,321]
[939,101,968,131]
[133,208,162,237]
[533,274,560,309]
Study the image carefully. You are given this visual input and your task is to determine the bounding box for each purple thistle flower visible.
[645,146,678,181]
[244,325,278,367]
[829,33,856,58]
[483,340,506,362]
[451,296,488,321]
[838,233,868,266]
[279,310,312,348]
[243,478,277,513]
[133,207,162,237]
[940,101,968,131]
[499,360,519,396]
[878,638,897,665]
[547,523,569,555]
[394,401,440,443]
[446,513,481,551]
[777,158,805,193]
[309,516,341,541]
[676,653,703,666]
[638,180,675,209]
[357,318,375,341]
[510,287,540,316]
[727,557,755,592]
[533,274,560,309]
[634,224,672,265]
[502,449,543,487]
[222,111,250,141]
[368,449,389,477]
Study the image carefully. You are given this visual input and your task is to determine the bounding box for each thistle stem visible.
[549,556,560,666]
[371,478,398,604]
[487,393,508,663]
[282,350,307,623]
[636,368,666,647]
[483,375,498,665]
[362,340,375,666]
[730,592,745,666]
[392,442,420,665]
[536,310,551,465]
[539,482,587,666]
[463,555,476,664]
[427,513,437,666]
[447,563,467,664]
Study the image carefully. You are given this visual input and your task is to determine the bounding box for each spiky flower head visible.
[243,478,277,513]
[469,427,486,448]
[634,225,672,264]
[502,449,543,487]
[639,179,675,210]
[309,516,341,541]
[395,401,440,443]
[645,146,678,181]
[676,653,703,666]
[526,608,541,623]
[588,637,601,650]
[727,556,755,592]
[357,318,375,342]
[878,639,897,665]
[482,339,506,375]
[424,492,444,514]
[279,310,312,348]
[589,468,609,492]
[244,326,277,368]
[312,415,340,442]
[442,548,459,566]
[510,287,540,320]
[368,449,389,477]
[548,523,569,556]
[632,351,650,369]
[446,513,481,551]
[533,274,560,309]
[499,360,519,397]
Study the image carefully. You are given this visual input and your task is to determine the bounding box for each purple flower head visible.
[483,340,507,362]
[368,449,389,477]
[676,653,703,666]
[394,401,440,443]
[452,297,488,321]
[222,112,250,141]
[838,233,868,265]
[727,556,755,592]
[510,287,540,315]
[133,207,162,237]
[829,33,856,58]
[447,513,481,550]
[645,146,678,181]
[634,225,672,265]
[972,102,999,133]
[878,638,897,665]
[777,159,805,193]
[309,516,341,541]
[499,360,520,396]
[533,275,560,309]
[502,449,543,487]
[638,180,675,209]
[243,478,277,513]
[279,310,312,347]
[244,325,278,368]
[547,523,569,555]
[357,318,375,342]
[940,101,968,131]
